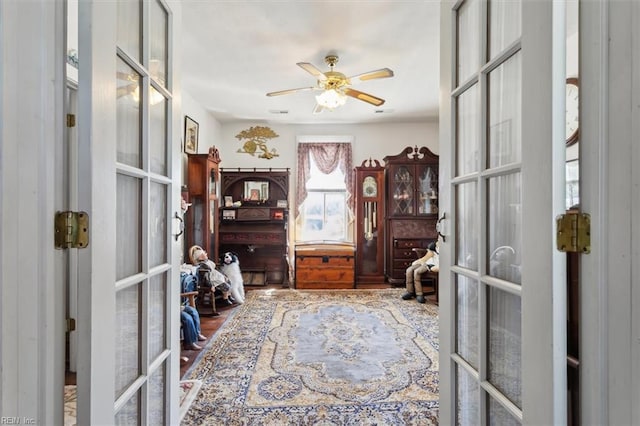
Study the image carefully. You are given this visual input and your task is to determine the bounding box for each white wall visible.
[216,121,439,170]
[177,107,439,196]
[181,92,223,153]
[180,92,223,182]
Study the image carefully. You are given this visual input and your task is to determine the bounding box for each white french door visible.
[439,1,567,424]
[75,1,182,424]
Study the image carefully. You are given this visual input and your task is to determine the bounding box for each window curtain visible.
[296,142,353,216]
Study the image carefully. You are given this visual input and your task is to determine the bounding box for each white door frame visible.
[580,2,640,425]
[0,0,66,424]
[75,1,117,421]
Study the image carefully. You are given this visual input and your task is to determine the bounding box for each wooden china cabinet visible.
[218,168,290,285]
[354,158,385,283]
[383,146,439,284]
[184,146,221,264]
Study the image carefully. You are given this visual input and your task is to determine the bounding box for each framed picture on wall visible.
[184,115,199,154]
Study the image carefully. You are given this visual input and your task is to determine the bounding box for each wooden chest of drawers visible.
[294,243,355,289]
[391,238,431,282]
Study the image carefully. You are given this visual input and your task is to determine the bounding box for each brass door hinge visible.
[55,211,89,249]
[66,113,76,127]
[66,318,76,333]
[556,211,591,253]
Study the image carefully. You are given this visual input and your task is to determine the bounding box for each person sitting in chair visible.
[401,240,439,304]
[189,245,233,305]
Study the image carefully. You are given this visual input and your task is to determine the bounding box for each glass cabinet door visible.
[417,164,438,215]
[390,165,414,215]
[192,196,204,246]
[209,168,216,196]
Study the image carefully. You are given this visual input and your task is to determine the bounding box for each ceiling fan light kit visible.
[315,89,347,109]
[266,54,394,113]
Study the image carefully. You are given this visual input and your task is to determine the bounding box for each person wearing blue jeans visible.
[181,305,207,350]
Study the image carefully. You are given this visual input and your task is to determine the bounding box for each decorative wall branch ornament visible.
[235,126,280,159]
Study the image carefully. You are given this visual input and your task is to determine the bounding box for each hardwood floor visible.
[180,293,242,377]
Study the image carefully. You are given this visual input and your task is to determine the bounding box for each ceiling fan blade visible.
[297,62,327,81]
[266,87,315,97]
[348,68,394,82]
[343,88,386,106]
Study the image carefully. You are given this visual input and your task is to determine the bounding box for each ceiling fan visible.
[266,54,394,113]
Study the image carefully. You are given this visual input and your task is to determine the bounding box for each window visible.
[301,156,347,241]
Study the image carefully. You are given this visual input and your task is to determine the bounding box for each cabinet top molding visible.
[383,146,439,164]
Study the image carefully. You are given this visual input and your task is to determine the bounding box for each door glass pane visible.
[488,0,522,59]
[148,362,167,425]
[149,0,167,88]
[117,175,142,280]
[487,173,521,284]
[456,182,478,269]
[149,87,167,176]
[456,275,478,368]
[457,0,480,84]
[457,84,480,176]
[488,396,520,425]
[456,364,479,425]
[487,287,522,408]
[115,388,140,425]
[117,0,140,62]
[149,182,167,267]
[488,54,522,167]
[148,273,167,361]
[116,58,142,168]
[115,284,141,399]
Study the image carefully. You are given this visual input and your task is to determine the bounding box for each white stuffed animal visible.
[220,252,245,304]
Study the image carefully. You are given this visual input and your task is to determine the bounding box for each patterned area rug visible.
[179,380,203,422]
[183,289,439,425]
[64,380,202,424]
[64,385,77,426]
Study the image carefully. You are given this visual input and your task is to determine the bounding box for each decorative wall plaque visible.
[235,126,279,159]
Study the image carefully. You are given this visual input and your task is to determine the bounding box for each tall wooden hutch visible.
[354,158,385,283]
[218,168,290,285]
[384,146,439,284]
[184,146,221,264]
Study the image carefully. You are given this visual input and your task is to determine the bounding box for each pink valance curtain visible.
[296,143,353,215]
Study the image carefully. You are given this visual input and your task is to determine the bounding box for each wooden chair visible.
[195,268,223,316]
[181,291,198,309]
[411,247,439,305]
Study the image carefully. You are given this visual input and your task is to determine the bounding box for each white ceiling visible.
[181,1,441,125]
